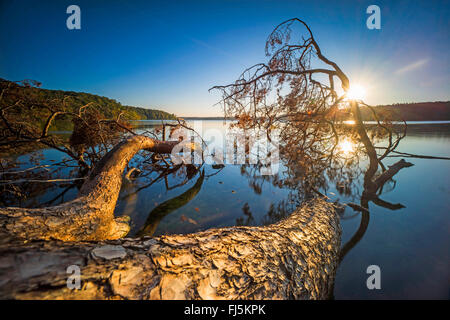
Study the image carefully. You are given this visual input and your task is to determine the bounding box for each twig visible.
[0,177,86,185]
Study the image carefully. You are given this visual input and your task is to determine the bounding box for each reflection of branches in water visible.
[204,164,225,178]
[224,113,419,274]
[371,196,405,211]
[261,200,296,226]
[136,169,205,237]
[236,202,255,226]
[0,114,204,208]
[239,164,283,196]
[119,162,203,204]
[0,154,84,207]
[238,126,366,205]
[0,79,204,209]
[338,169,412,264]
[338,197,370,264]
[119,164,181,201]
[38,184,78,207]
[238,130,414,267]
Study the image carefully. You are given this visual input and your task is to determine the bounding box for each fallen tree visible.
[0,17,417,300]
[0,133,341,300]
[0,135,180,242]
[0,197,340,300]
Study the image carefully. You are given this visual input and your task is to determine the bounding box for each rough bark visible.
[0,135,181,242]
[0,133,342,300]
[0,198,340,300]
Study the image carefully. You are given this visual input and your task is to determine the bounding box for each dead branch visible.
[0,135,182,242]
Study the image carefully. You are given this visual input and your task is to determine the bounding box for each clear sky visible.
[0,0,449,116]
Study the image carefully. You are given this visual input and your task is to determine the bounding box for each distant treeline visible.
[359,101,450,121]
[181,116,235,121]
[181,102,450,122]
[124,105,177,120]
[0,78,176,131]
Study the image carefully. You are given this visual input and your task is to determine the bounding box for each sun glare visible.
[338,139,354,156]
[346,84,366,101]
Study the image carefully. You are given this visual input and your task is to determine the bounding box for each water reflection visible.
[236,202,255,226]
[2,120,449,298]
[127,120,412,252]
[225,121,420,280]
[136,169,205,237]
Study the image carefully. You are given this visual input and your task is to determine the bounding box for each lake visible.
[3,120,449,299]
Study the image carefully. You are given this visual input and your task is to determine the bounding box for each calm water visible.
[5,120,450,299]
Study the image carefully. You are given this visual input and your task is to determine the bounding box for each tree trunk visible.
[0,198,340,300]
[351,101,379,192]
[0,135,180,242]
[0,134,342,300]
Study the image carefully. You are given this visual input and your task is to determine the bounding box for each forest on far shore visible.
[0,78,176,132]
[1,79,448,128]
[183,102,450,121]
[358,101,450,121]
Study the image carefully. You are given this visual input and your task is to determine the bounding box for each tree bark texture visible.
[0,134,342,300]
[0,198,340,300]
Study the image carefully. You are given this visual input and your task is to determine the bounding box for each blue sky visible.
[0,0,449,116]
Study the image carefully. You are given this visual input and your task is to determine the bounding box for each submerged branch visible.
[373,159,414,191]
[0,135,184,242]
[375,148,450,160]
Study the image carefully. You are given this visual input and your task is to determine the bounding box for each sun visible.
[346,84,366,101]
[338,139,354,156]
